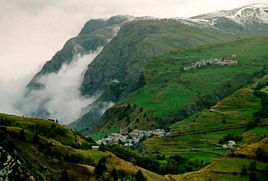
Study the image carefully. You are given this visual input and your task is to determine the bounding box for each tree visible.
[249,172,257,181]
[61,169,70,181]
[135,170,146,181]
[241,165,247,175]
[19,129,26,141]
[111,168,118,180]
[139,136,146,142]
[118,139,124,145]
[32,134,39,144]
[249,161,256,171]
[94,157,107,175]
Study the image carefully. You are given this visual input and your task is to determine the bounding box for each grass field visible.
[144,73,268,162]
[172,156,268,181]
[125,35,268,120]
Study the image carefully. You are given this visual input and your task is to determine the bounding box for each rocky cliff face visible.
[0,146,34,180]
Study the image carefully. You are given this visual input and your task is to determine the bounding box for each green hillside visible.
[126,35,268,120]
[89,35,268,136]
[0,114,165,180]
[147,67,268,180]
[72,18,243,132]
[142,70,268,166]
[1,111,267,180]
[171,135,268,181]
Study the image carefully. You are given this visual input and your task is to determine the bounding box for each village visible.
[183,58,238,71]
[96,129,167,147]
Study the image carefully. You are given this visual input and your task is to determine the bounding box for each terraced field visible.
[144,80,267,162]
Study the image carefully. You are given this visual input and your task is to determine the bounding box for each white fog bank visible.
[0,49,102,124]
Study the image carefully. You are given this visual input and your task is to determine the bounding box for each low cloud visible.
[26,49,102,124]
[1,49,102,124]
[0,75,31,116]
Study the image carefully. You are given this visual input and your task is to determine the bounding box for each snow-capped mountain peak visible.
[191,3,268,25]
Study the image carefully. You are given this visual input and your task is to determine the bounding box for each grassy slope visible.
[171,135,268,181]
[125,35,268,119]
[144,73,268,163]
[92,35,268,138]
[75,17,243,133]
[0,114,164,181]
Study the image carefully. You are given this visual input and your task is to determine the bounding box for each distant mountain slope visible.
[90,35,268,135]
[24,4,268,132]
[22,16,132,121]
[193,3,268,25]
[71,17,244,132]
[188,3,268,37]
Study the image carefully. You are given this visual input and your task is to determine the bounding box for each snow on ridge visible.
[190,3,268,25]
[229,5,268,24]
[174,17,216,28]
[173,3,268,27]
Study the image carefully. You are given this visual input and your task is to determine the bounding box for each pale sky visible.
[0,0,267,80]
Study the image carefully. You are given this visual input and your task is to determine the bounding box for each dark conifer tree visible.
[111,167,118,180]
[94,156,107,175]
[61,169,70,181]
[135,170,146,181]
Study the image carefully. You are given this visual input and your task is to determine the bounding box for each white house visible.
[92,145,100,149]
[228,140,236,147]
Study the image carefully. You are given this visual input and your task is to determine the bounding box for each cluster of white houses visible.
[96,129,167,147]
[183,58,238,71]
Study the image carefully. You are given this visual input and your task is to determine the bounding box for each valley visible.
[1,3,268,180]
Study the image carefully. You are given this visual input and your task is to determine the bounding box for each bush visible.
[256,147,268,162]
[19,129,26,141]
[241,165,247,175]
[223,134,242,142]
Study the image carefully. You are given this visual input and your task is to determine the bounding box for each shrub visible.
[223,134,242,142]
[241,165,247,175]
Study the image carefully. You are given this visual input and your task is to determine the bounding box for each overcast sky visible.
[0,0,267,80]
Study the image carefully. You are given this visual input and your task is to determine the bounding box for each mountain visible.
[27,15,132,91]
[88,35,268,135]
[70,18,242,132]
[23,16,132,120]
[188,3,268,37]
[24,4,268,132]
[71,4,268,132]
[3,4,268,180]
[193,3,268,25]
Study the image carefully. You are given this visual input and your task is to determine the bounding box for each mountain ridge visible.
[23,4,268,133]
[87,35,268,135]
